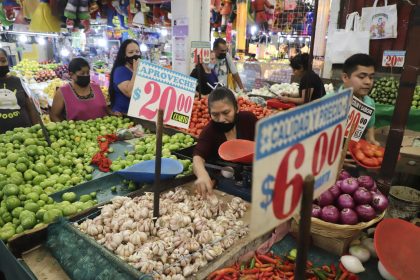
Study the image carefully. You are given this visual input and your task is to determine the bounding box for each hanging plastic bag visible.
[361,0,398,39]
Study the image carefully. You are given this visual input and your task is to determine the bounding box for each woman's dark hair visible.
[343,53,376,76]
[290,53,310,71]
[68,57,90,74]
[109,39,139,106]
[208,87,238,112]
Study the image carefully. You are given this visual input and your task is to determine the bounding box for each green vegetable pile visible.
[412,85,420,109]
[0,116,133,241]
[110,133,195,176]
[370,77,399,105]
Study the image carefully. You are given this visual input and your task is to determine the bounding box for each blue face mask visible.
[207,63,216,70]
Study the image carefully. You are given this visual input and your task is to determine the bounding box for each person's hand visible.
[278,95,289,102]
[133,59,139,74]
[194,174,214,198]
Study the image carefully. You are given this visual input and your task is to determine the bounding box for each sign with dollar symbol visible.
[251,88,353,238]
[128,60,197,129]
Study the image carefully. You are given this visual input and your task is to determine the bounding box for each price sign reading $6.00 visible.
[128,61,197,129]
[251,89,353,238]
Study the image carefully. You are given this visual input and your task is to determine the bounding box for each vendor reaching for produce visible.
[278,53,326,105]
[213,38,244,91]
[193,87,257,197]
[50,58,112,122]
[342,54,379,146]
[0,48,39,133]
[190,51,219,95]
[109,39,141,114]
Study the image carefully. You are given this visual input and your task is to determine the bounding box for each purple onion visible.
[353,187,373,205]
[318,190,334,207]
[339,170,351,180]
[357,176,375,190]
[371,193,389,213]
[371,182,378,192]
[321,205,340,223]
[340,178,359,194]
[329,184,342,199]
[355,204,377,222]
[337,194,355,209]
[312,204,322,218]
[340,208,359,225]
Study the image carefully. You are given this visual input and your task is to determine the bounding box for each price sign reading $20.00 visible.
[191,41,211,64]
[128,61,197,129]
[251,89,353,238]
[344,96,374,141]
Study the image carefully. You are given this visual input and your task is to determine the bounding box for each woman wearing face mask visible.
[50,57,110,122]
[193,87,258,197]
[109,39,141,114]
[189,51,218,95]
[0,48,39,134]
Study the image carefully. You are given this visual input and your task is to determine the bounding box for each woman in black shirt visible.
[278,53,325,105]
[190,51,219,95]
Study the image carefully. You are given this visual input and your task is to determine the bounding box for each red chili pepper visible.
[307,261,313,267]
[257,254,278,265]
[255,263,273,268]
[242,268,259,274]
[207,268,237,280]
[322,265,331,273]
[254,255,263,265]
[338,272,348,280]
[330,264,336,275]
[277,264,294,272]
[339,262,348,274]
[260,267,274,272]
[347,273,359,280]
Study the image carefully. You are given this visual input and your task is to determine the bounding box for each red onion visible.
[312,204,322,218]
[340,178,359,194]
[357,176,375,190]
[371,182,378,192]
[339,170,351,180]
[371,193,389,213]
[355,204,377,222]
[340,208,359,225]
[321,205,340,223]
[353,187,373,205]
[318,190,334,207]
[337,194,355,209]
[329,184,342,199]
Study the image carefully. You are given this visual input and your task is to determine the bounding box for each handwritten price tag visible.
[344,96,374,141]
[382,50,406,68]
[191,41,211,64]
[128,61,197,129]
[251,89,353,238]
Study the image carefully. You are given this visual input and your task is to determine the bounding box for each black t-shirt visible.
[190,66,219,95]
[0,76,32,134]
[299,70,326,102]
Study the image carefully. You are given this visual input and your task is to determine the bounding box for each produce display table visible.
[375,104,420,132]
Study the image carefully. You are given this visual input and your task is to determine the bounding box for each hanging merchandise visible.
[326,12,370,64]
[251,0,275,33]
[64,0,92,30]
[18,0,39,20]
[0,0,19,26]
[220,0,234,34]
[29,0,61,32]
[361,0,398,40]
[284,0,297,11]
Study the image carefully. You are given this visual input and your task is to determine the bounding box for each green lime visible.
[79,194,92,203]
[6,196,21,211]
[62,192,77,203]
[24,202,40,213]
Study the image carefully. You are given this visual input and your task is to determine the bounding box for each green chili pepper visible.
[240,264,245,271]
[249,257,256,269]
[313,269,327,280]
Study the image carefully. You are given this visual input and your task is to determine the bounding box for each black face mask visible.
[76,75,90,87]
[0,65,9,77]
[126,55,141,64]
[217,53,227,59]
[212,113,238,133]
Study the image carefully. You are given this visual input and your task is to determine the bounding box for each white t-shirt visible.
[214,53,238,86]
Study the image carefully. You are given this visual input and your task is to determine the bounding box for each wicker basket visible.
[309,211,386,238]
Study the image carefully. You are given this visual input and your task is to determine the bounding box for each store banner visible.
[361,0,398,40]
[128,60,197,129]
[190,41,211,64]
[344,96,374,142]
[251,88,353,238]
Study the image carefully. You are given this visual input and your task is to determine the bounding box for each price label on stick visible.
[382,50,406,68]
[251,89,353,238]
[128,60,197,129]
[344,96,374,141]
[191,41,211,64]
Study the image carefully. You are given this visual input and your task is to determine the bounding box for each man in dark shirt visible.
[193,87,257,197]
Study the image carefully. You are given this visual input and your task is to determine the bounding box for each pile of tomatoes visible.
[184,97,275,137]
[349,139,384,168]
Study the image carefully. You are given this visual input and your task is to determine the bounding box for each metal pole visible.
[378,3,420,195]
[153,110,164,219]
[309,0,320,71]
[294,175,315,280]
